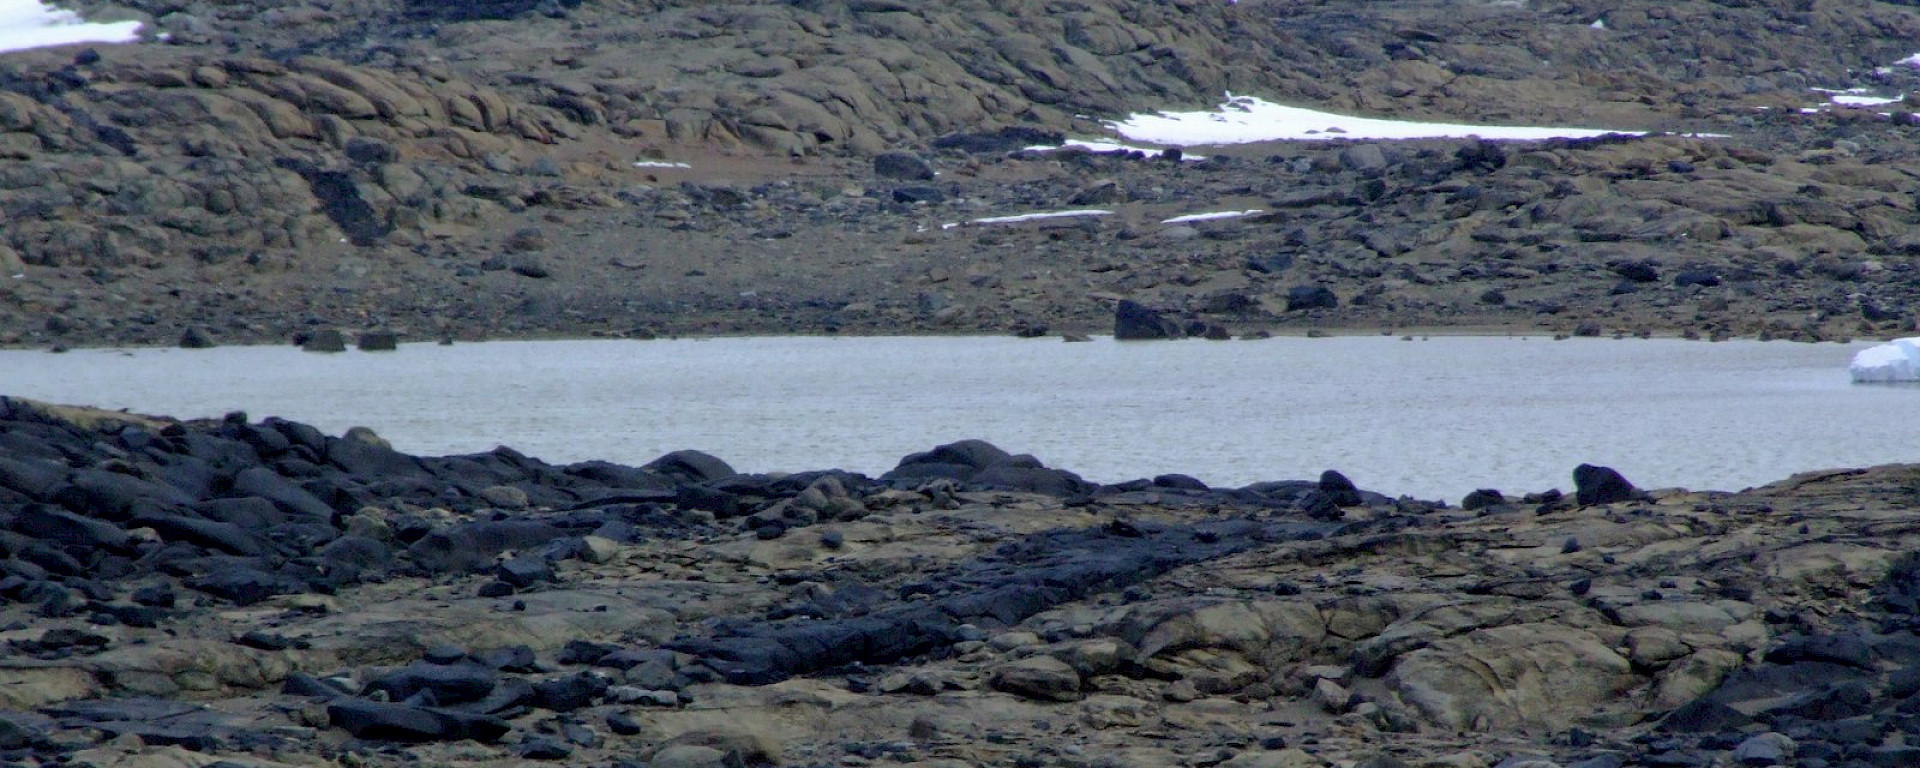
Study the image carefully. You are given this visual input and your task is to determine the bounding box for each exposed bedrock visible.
[3,398,1920,768]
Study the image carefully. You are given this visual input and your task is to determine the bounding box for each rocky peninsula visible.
[2,396,1919,768]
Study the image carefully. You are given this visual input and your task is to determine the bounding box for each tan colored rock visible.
[1652,648,1745,709]
[0,92,39,132]
[991,655,1083,702]
[0,664,99,709]
[1388,622,1635,731]
[294,58,427,119]
[223,88,316,139]
[1624,627,1691,668]
[0,243,24,276]
[1081,694,1158,729]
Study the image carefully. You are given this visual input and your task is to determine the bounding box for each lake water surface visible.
[2,335,1911,501]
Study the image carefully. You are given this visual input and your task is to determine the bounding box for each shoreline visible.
[2,323,1886,354]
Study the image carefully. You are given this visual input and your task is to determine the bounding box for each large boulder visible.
[990,656,1083,702]
[1114,299,1184,340]
[1573,464,1638,505]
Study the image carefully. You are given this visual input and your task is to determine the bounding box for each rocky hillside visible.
[6,0,1920,346]
[5,398,1920,768]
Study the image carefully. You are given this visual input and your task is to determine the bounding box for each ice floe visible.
[1851,338,1920,383]
[0,0,141,55]
[1106,93,1638,146]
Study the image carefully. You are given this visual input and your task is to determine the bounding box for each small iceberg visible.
[1851,337,1920,383]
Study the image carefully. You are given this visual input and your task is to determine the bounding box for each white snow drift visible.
[0,0,140,55]
[1106,93,1637,146]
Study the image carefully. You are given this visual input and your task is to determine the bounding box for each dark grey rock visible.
[1462,488,1506,510]
[644,450,736,484]
[1573,464,1637,505]
[1286,285,1339,311]
[301,329,348,352]
[497,557,554,588]
[345,136,399,164]
[186,565,306,605]
[1318,470,1362,506]
[326,698,510,742]
[358,331,399,351]
[367,662,498,705]
[873,151,935,181]
[1114,299,1184,340]
[179,326,217,349]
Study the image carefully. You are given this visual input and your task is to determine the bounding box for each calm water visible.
[1,336,1911,501]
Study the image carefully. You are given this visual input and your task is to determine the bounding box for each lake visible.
[1,335,1911,501]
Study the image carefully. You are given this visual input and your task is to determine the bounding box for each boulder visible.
[873,151,935,181]
[644,450,736,483]
[1114,299,1184,340]
[1573,464,1637,505]
[326,699,509,742]
[301,329,348,352]
[178,327,217,349]
[1318,470,1362,507]
[357,331,399,351]
[1286,285,1339,312]
[991,656,1084,702]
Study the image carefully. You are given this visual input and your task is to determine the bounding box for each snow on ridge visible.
[1107,93,1640,146]
[0,0,141,55]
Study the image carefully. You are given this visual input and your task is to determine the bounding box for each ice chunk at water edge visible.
[1851,337,1920,383]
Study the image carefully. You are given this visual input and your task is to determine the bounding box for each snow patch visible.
[0,0,141,55]
[1852,338,1920,383]
[1023,139,1206,161]
[1162,209,1265,224]
[952,209,1113,227]
[1107,93,1639,146]
[633,161,692,169]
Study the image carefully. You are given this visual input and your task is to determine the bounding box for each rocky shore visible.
[2,396,1919,768]
[7,0,1920,347]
